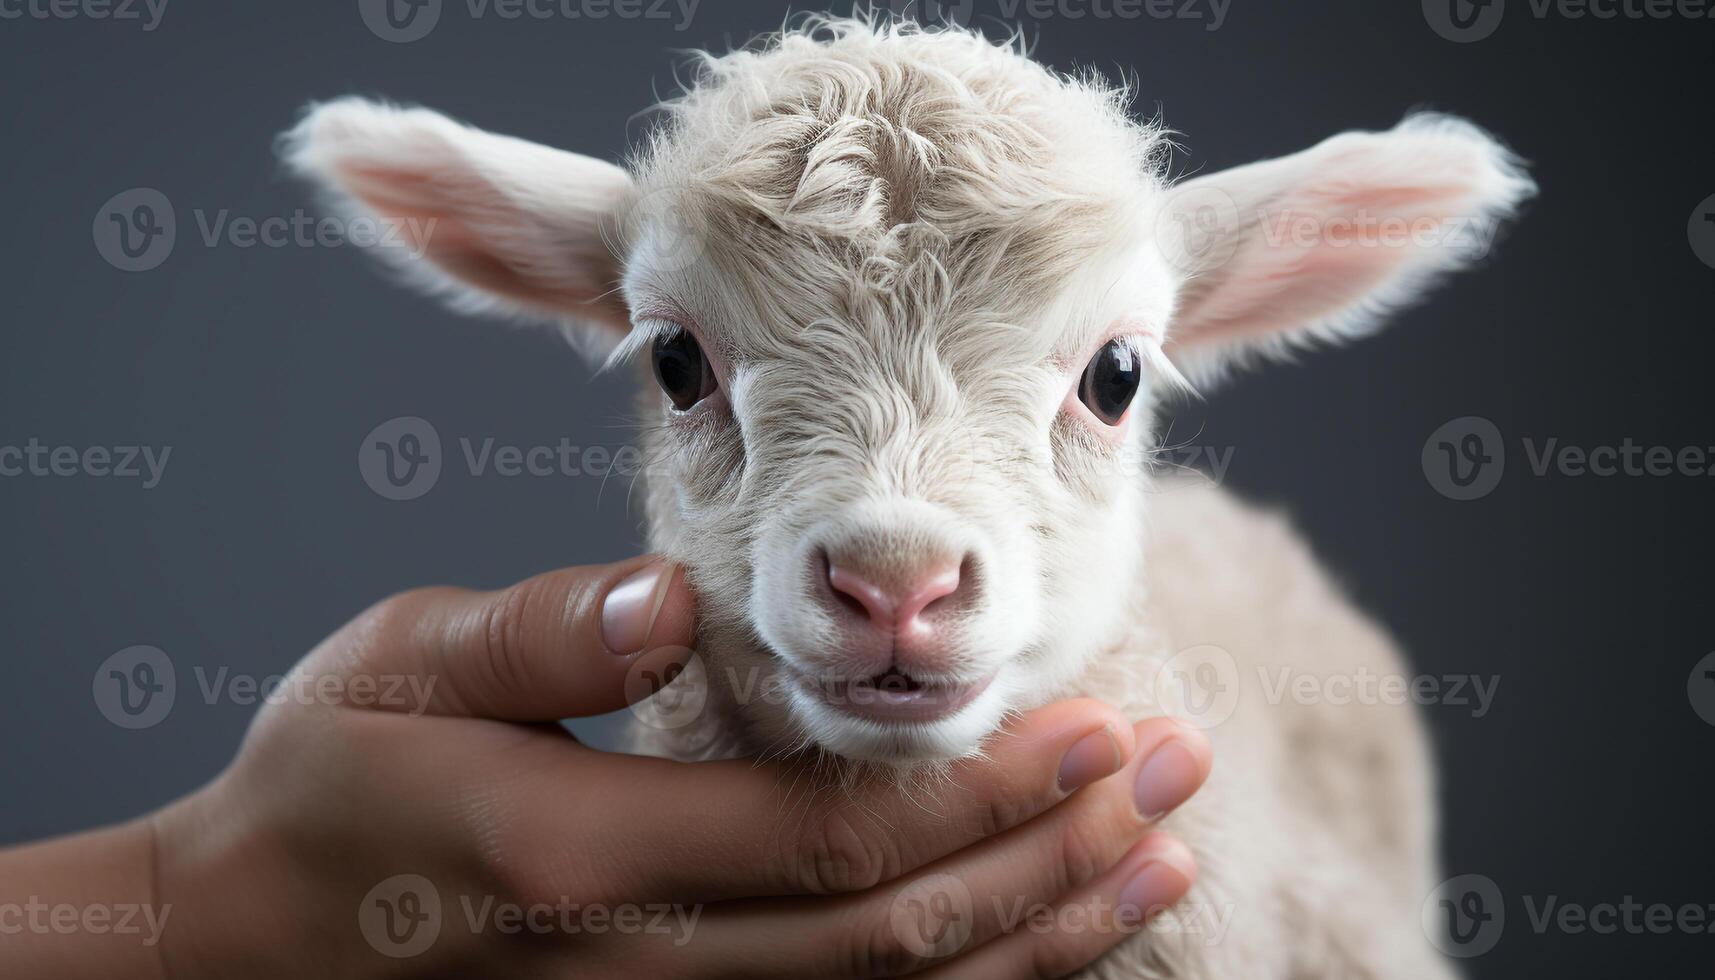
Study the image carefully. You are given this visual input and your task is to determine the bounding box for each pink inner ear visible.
[1170,175,1486,353]
[336,162,630,328]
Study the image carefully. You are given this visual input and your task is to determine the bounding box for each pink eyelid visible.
[633,305,731,389]
[1060,325,1154,440]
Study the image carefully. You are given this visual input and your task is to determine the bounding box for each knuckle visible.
[794,807,899,894]
[362,586,432,632]
[476,580,540,698]
[1054,820,1109,894]
[1030,934,1094,980]
[470,801,619,912]
[970,793,1022,840]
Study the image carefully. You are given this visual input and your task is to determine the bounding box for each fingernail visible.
[1117,858,1193,926]
[1133,739,1202,820]
[602,564,675,656]
[1057,725,1122,794]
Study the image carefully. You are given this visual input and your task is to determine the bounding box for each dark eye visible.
[651,328,718,411]
[1078,339,1142,426]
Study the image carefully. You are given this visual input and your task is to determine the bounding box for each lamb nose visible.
[825,558,964,638]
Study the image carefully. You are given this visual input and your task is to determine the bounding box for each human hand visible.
[72,556,1211,978]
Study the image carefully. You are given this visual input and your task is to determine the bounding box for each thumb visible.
[314,555,696,721]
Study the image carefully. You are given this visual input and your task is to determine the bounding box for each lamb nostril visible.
[822,550,971,637]
[825,561,897,628]
[892,562,962,635]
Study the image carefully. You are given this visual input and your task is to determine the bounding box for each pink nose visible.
[825,557,965,640]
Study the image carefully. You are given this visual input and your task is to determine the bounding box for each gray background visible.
[3,2,1712,976]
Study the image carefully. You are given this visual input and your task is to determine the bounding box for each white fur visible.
[286,15,1532,978]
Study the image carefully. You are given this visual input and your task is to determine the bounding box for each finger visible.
[307,555,696,720]
[921,834,1197,980]
[676,718,1211,977]
[504,700,1153,907]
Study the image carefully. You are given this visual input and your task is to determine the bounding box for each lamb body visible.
[286,16,1532,977]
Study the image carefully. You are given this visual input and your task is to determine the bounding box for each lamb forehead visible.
[624,20,1171,353]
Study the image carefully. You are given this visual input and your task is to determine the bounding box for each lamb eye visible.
[651,329,717,411]
[1078,339,1142,426]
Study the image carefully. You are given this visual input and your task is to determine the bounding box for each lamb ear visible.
[281,97,637,359]
[1158,113,1535,384]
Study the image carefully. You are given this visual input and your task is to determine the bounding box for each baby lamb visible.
[285,16,1532,979]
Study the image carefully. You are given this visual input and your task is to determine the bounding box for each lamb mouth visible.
[806,668,996,724]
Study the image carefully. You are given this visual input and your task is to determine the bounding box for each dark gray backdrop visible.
[3,2,1711,976]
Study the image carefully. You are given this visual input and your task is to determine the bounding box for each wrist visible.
[149,776,312,980]
[0,817,168,978]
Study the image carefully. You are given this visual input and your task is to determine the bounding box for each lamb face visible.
[285,17,1533,767]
